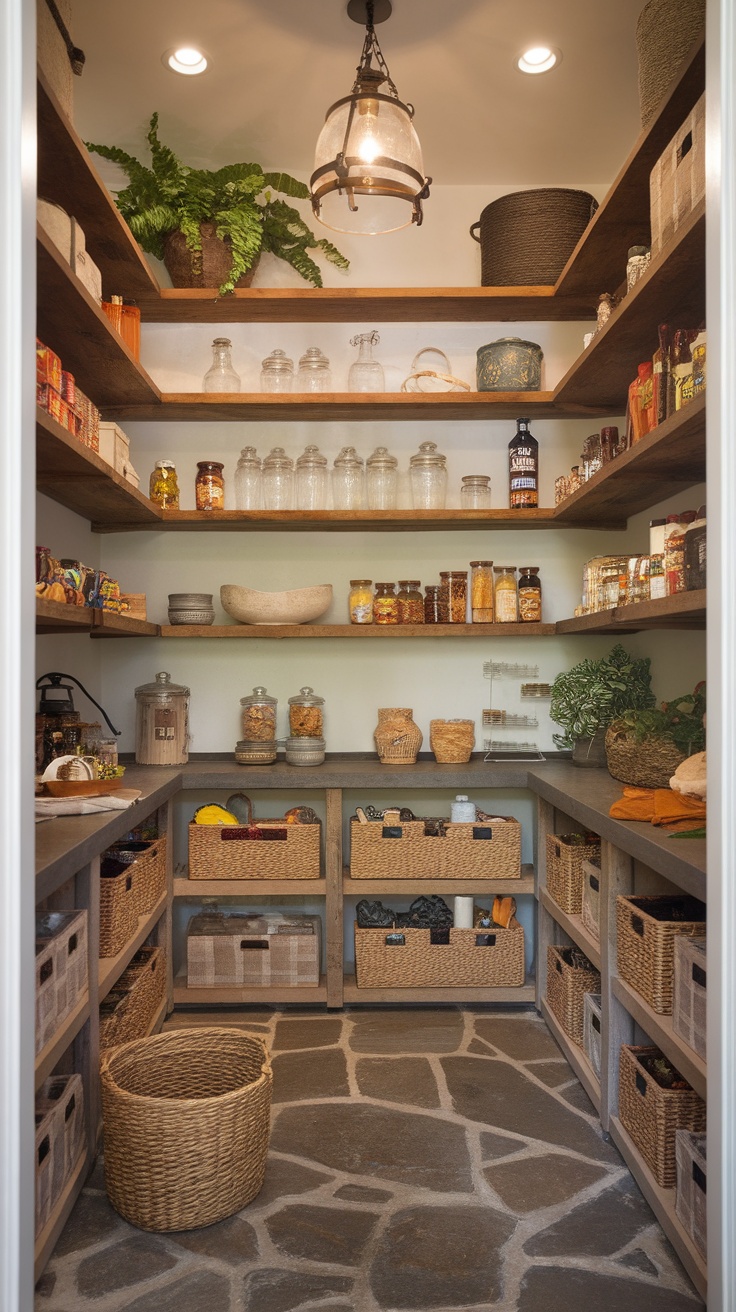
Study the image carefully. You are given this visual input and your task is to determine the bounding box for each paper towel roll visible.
[454,896,474,929]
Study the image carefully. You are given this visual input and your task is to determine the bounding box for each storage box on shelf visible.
[618,1044,706,1189]
[581,859,601,940]
[675,1130,707,1259]
[616,893,706,1015]
[650,94,705,257]
[188,819,321,880]
[35,911,88,1054]
[35,1073,85,1234]
[99,858,138,958]
[99,946,167,1050]
[583,992,603,1078]
[349,816,522,880]
[106,836,167,918]
[187,911,322,989]
[545,832,601,915]
[673,935,707,1059]
[354,921,525,990]
[545,943,601,1046]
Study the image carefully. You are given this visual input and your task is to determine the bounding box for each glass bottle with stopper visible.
[508,417,538,509]
[348,330,385,392]
[203,337,241,392]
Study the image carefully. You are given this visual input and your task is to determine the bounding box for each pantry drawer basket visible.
[469,188,598,286]
[618,1044,706,1188]
[616,894,706,1015]
[101,1028,272,1232]
[35,1073,85,1234]
[349,817,521,880]
[546,944,601,1046]
[672,935,707,1060]
[35,910,88,1054]
[675,1130,707,1259]
[581,860,602,941]
[188,821,320,880]
[106,836,167,917]
[354,921,525,989]
[99,947,166,1050]
[187,912,321,988]
[99,859,139,958]
[545,833,601,915]
[583,992,603,1080]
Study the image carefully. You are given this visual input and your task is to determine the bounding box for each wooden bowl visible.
[220,583,332,625]
[44,779,124,798]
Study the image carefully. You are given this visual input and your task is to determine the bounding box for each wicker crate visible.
[675,1130,707,1258]
[35,1073,84,1234]
[188,820,320,880]
[583,992,603,1079]
[545,833,601,914]
[99,947,166,1050]
[35,910,88,1054]
[354,921,525,989]
[99,858,139,958]
[617,894,706,1015]
[187,912,321,988]
[105,835,167,916]
[673,935,707,1060]
[438,819,521,879]
[618,1044,706,1188]
[349,817,521,880]
[650,93,705,257]
[581,860,601,941]
[546,944,601,1046]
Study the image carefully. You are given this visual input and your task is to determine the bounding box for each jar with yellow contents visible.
[373,582,399,624]
[494,566,518,623]
[149,460,180,509]
[349,580,373,625]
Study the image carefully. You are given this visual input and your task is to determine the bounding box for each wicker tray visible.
[546,833,601,915]
[107,836,167,917]
[581,860,601,941]
[675,1130,707,1258]
[349,817,521,880]
[354,921,525,989]
[616,894,706,1015]
[99,947,166,1050]
[618,1044,706,1188]
[672,935,707,1060]
[99,859,139,958]
[546,944,600,1046]
[188,821,320,880]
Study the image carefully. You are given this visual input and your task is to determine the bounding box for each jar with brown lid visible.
[373,582,399,624]
[518,567,542,622]
[397,580,424,624]
[424,584,442,624]
[439,570,468,623]
[470,561,493,623]
[494,566,518,623]
[195,461,225,511]
[288,686,324,738]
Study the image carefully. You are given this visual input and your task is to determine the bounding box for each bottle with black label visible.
[508,417,539,509]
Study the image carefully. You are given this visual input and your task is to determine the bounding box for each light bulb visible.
[163,46,208,75]
[517,46,560,74]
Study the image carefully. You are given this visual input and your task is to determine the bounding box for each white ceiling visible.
[70,0,645,187]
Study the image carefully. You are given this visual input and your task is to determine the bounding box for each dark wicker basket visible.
[636,0,705,128]
[469,189,598,286]
[163,223,259,289]
[605,722,686,789]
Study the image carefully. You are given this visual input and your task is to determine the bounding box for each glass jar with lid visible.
[203,337,241,392]
[373,582,399,624]
[195,461,225,511]
[262,447,294,510]
[260,348,294,393]
[461,475,491,509]
[494,566,518,622]
[409,441,448,509]
[424,584,442,624]
[518,566,542,622]
[470,561,493,623]
[349,580,373,624]
[397,580,424,624]
[296,346,332,392]
[366,447,399,510]
[234,446,262,510]
[240,686,277,741]
[149,460,179,509]
[295,444,328,510]
[288,686,325,737]
[332,447,365,510]
[439,570,468,623]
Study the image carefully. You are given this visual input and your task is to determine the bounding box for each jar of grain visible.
[397,580,424,624]
[439,570,468,623]
[424,584,442,624]
[240,686,277,741]
[373,582,399,624]
[494,566,518,622]
[470,560,493,623]
[288,686,324,738]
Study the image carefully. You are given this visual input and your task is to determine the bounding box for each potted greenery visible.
[605,682,706,788]
[550,644,656,767]
[86,114,349,296]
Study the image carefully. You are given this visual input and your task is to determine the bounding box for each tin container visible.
[134,672,189,765]
[476,338,543,392]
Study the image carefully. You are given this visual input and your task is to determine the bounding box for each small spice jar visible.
[349,580,373,625]
[494,566,518,622]
[149,460,179,509]
[260,348,294,393]
[397,580,424,624]
[518,566,542,622]
[424,584,442,624]
[195,461,225,511]
[460,475,491,509]
[626,245,651,293]
[440,570,468,623]
[373,582,399,624]
[240,686,277,741]
[470,561,494,623]
[288,686,324,738]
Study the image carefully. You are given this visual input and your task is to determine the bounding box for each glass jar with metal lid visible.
[134,671,190,765]
[288,686,325,738]
[240,686,277,741]
[461,475,491,509]
[409,440,448,509]
[262,446,294,510]
[234,446,262,510]
[397,581,424,624]
[296,346,332,392]
[332,446,365,510]
[366,446,398,510]
[295,444,328,510]
[260,347,294,393]
[149,460,179,509]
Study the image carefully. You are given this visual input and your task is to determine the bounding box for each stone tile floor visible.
[36,1008,705,1311]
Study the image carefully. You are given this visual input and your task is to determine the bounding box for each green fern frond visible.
[315,238,350,271]
[272,243,324,288]
[215,202,263,294]
[262,171,310,199]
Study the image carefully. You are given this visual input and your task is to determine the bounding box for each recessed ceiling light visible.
[517,46,561,75]
[163,46,208,76]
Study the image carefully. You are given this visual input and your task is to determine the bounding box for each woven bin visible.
[636,0,705,129]
[187,912,321,988]
[581,860,602,941]
[675,1130,707,1258]
[35,1073,85,1234]
[35,910,88,1054]
[583,993,603,1079]
[349,817,521,880]
[605,723,686,788]
[438,819,521,878]
[617,894,706,1015]
[429,719,475,763]
[673,935,707,1060]
[101,1027,272,1231]
[545,833,601,914]
[99,947,166,1050]
[99,859,139,958]
[469,189,598,286]
[188,820,320,880]
[618,1044,706,1188]
[106,837,167,917]
[354,922,525,989]
[546,944,600,1046]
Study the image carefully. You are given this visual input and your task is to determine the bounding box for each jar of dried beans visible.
[240,686,277,741]
[288,686,325,737]
[397,580,424,624]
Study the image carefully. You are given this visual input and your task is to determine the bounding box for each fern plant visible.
[86,114,349,295]
[550,644,656,750]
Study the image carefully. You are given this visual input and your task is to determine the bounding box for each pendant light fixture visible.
[309,0,431,235]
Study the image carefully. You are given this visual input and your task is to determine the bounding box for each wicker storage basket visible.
[583,993,603,1079]
[605,722,686,788]
[354,921,525,989]
[616,894,706,1015]
[618,1044,706,1187]
[99,947,166,1050]
[187,912,321,988]
[546,944,600,1046]
[545,833,601,914]
[374,708,423,765]
[650,93,706,257]
[349,817,521,880]
[581,860,602,941]
[101,1028,272,1231]
[675,1130,707,1257]
[35,910,88,1054]
[106,837,167,917]
[636,0,705,129]
[673,935,707,1060]
[469,189,598,286]
[35,1073,85,1234]
[188,819,320,880]
[99,858,139,958]
[429,719,475,763]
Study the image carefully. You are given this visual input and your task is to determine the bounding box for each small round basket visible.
[429,719,475,763]
[101,1027,272,1232]
[605,722,686,789]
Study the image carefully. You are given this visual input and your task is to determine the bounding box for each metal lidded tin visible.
[476,337,543,392]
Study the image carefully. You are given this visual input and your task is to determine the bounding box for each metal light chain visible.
[353,0,400,100]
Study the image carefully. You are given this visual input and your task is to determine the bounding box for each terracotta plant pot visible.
[163,222,260,290]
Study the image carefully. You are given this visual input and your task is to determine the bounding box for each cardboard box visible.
[98,421,131,472]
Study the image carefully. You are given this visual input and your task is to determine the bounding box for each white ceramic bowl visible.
[220,583,333,625]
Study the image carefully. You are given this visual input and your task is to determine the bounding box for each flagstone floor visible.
[36,1008,705,1312]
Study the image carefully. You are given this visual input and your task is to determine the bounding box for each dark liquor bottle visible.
[508,417,539,509]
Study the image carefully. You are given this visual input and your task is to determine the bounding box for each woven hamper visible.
[187,911,321,988]
[99,947,166,1050]
[636,0,705,129]
[546,944,600,1046]
[106,836,167,917]
[188,820,320,880]
[349,816,521,880]
[672,935,707,1059]
[618,1044,706,1188]
[545,833,601,915]
[354,921,525,989]
[101,1028,272,1231]
[469,189,598,286]
[675,1130,707,1258]
[99,858,139,958]
[616,894,706,1015]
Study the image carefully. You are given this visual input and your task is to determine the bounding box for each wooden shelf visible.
[174,878,326,897]
[35,597,93,634]
[34,1146,91,1283]
[150,507,590,534]
[34,993,90,1091]
[344,871,536,896]
[343,974,535,1003]
[91,611,159,638]
[540,889,602,970]
[98,893,168,1002]
[612,975,706,1100]
[173,973,328,1005]
[609,1116,707,1301]
[556,589,706,635]
[540,997,601,1114]
[36,408,162,527]
[160,622,556,639]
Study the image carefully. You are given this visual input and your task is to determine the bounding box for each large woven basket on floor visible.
[101,1027,272,1231]
[605,722,686,788]
[636,0,705,128]
[618,1044,706,1187]
[469,189,598,286]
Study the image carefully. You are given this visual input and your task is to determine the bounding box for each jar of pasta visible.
[494,566,518,622]
[518,566,542,622]
[470,561,493,623]
[240,687,277,741]
[373,582,399,624]
[288,687,324,738]
[349,580,373,624]
[443,570,468,623]
[424,584,442,624]
[195,461,225,511]
[397,580,424,624]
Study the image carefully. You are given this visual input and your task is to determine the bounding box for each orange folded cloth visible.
[609,787,706,828]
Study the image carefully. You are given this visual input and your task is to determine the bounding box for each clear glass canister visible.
[149,460,179,509]
[440,570,468,623]
[461,475,491,509]
[518,566,542,622]
[262,447,294,510]
[295,444,328,510]
[260,348,294,393]
[195,461,225,511]
[296,346,332,392]
[373,582,399,624]
[494,566,518,622]
[470,561,493,623]
[234,446,262,510]
[366,446,399,510]
[349,579,373,625]
[332,447,365,510]
[288,686,325,737]
[203,337,241,392]
[240,686,277,741]
[409,441,448,510]
[424,584,442,624]
[134,671,190,765]
[348,330,385,392]
[397,580,424,624]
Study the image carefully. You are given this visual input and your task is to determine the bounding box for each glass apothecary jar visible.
[296,347,332,392]
[348,331,385,392]
[195,461,225,511]
[149,460,179,509]
[366,447,398,510]
[295,444,328,510]
[494,566,518,622]
[439,570,468,623]
[262,447,294,510]
[234,446,262,510]
[397,580,424,624]
[373,582,399,624]
[260,348,294,393]
[240,686,277,741]
[332,447,365,510]
[461,475,491,509]
[409,441,448,509]
[203,337,241,392]
[424,584,442,624]
[349,580,373,624]
[288,686,325,737]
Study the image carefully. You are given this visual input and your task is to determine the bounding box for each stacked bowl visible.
[168,593,215,626]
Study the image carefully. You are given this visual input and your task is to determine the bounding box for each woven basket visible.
[187,912,321,988]
[163,224,259,290]
[583,993,603,1079]
[469,189,598,286]
[546,944,601,1046]
[429,719,475,763]
[101,1028,272,1231]
[581,860,601,942]
[374,708,423,765]
[349,816,521,880]
[99,947,166,1050]
[675,1130,707,1258]
[99,860,139,958]
[107,837,167,918]
[636,0,705,128]
[618,1044,706,1187]
[545,833,601,914]
[616,894,706,1015]
[354,921,525,988]
[672,935,707,1060]
[188,820,320,880]
[605,722,686,788]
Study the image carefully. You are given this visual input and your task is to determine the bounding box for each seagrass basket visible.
[188,819,320,880]
[581,860,601,941]
[99,859,139,958]
[374,708,423,765]
[349,816,521,879]
[605,722,686,788]
[101,1028,272,1231]
[106,836,167,918]
[636,0,705,128]
[469,189,598,286]
[616,894,706,1015]
[546,944,600,1046]
[618,1044,706,1188]
[545,832,601,914]
[354,921,525,988]
[429,719,475,763]
[99,947,166,1050]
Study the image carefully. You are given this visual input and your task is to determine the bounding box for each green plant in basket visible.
[610,682,706,756]
[550,644,656,751]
